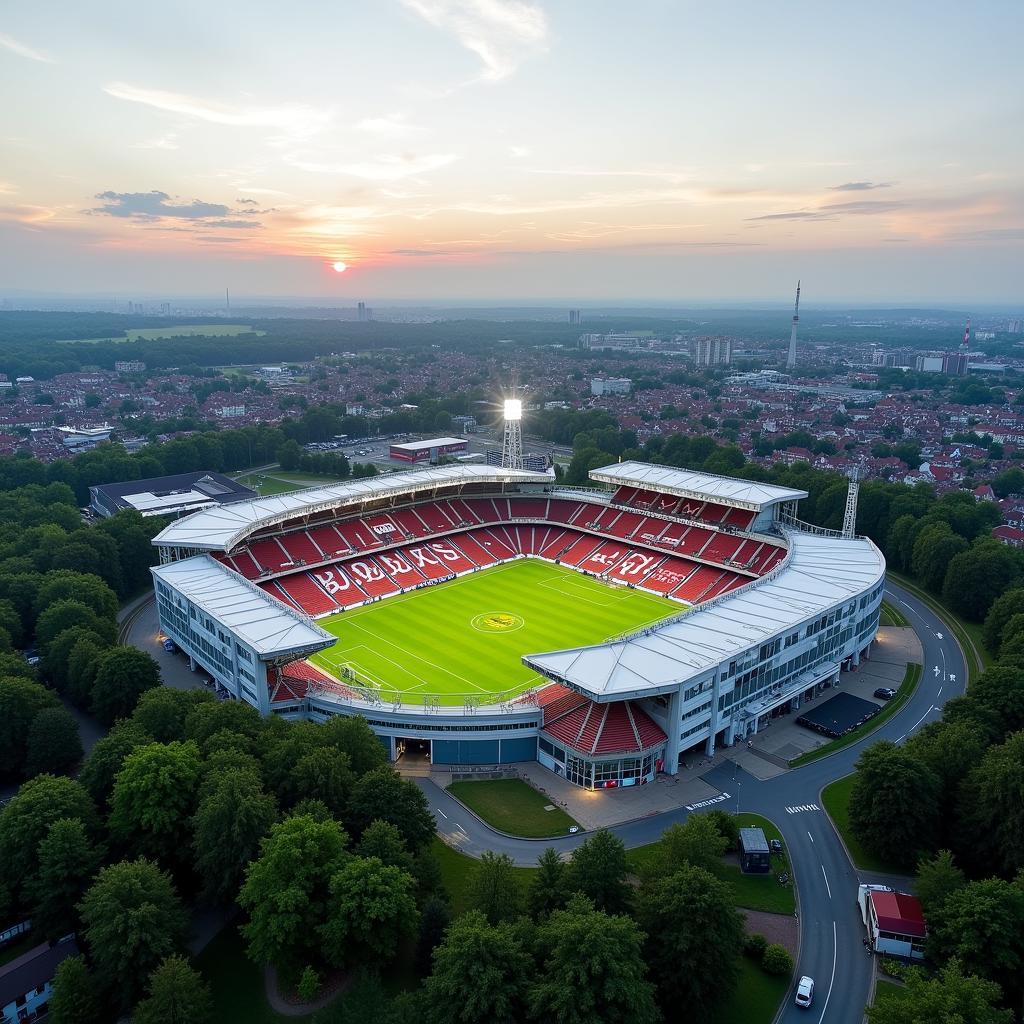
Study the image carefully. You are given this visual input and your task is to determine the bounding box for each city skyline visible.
[1,1,1022,302]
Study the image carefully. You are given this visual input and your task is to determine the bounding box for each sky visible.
[1,0,1022,305]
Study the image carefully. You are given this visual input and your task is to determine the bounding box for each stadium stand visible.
[558,534,604,566]
[345,558,402,598]
[273,574,339,616]
[453,530,500,565]
[278,530,325,566]
[542,695,667,757]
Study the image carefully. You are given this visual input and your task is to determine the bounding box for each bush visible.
[297,965,320,1002]
[761,943,794,976]
[744,933,768,959]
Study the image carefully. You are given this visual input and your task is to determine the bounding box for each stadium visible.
[151,460,885,789]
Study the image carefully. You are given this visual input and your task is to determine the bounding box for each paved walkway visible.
[122,592,209,693]
[264,965,346,1017]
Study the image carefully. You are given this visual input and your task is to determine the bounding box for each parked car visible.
[795,976,815,1008]
[770,838,783,854]
[162,638,177,653]
[873,687,896,700]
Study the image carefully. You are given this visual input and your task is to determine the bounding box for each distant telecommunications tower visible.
[962,318,971,349]
[501,397,524,471]
[786,280,801,370]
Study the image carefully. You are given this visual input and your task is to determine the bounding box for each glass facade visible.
[540,736,660,789]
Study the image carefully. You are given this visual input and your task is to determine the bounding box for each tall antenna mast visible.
[842,464,861,540]
[225,287,231,314]
[786,280,801,370]
[962,317,970,349]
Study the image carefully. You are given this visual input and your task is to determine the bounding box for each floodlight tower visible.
[502,398,523,470]
[786,280,801,370]
[842,464,862,540]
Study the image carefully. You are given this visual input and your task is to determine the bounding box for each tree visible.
[982,588,1024,655]
[239,813,350,972]
[90,646,161,724]
[915,850,966,920]
[320,856,419,966]
[911,525,969,594]
[416,896,451,975]
[28,818,103,940]
[35,571,119,625]
[566,830,630,914]
[79,858,188,1009]
[48,954,101,1024]
[647,814,729,877]
[79,720,152,809]
[424,910,531,1024]
[966,667,1024,741]
[193,769,278,903]
[320,714,388,776]
[927,878,1024,1002]
[0,774,100,910]
[347,767,435,852]
[134,955,213,1024]
[132,687,214,744]
[955,733,1024,877]
[638,864,744,1018]
[292,747,354,818]
[865,961,1011,1024]
[528,847,569,919]
[0,677,59,777]
[467,851,524,925]
[355,819,414,874]
[529,896,658,1024]
[109,741,202,866]
[297,965,320,1002]
[35,599,115,655]
[66,634,107,706]
[25,705,83,777]
[849,742,942,867]
[942,542,1021,621]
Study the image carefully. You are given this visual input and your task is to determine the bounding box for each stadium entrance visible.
[396,738,431,767]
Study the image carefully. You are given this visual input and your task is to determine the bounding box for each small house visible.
[738,827,771,874]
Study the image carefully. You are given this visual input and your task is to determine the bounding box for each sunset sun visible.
[332,261,347,273]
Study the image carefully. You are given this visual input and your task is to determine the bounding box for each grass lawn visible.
[788,663,922,768]
[195,923,306,1024]
[627,813,795,915]
[234,471,307,496]
[821,774,905,874]
[714,956,791,1024]
[879,601,909,627]
[432,837,537,916]
[311,559,679,706]
[448,778,579,838]
[873,979,911,1007]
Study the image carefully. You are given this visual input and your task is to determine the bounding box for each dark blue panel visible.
[431,740,460,764]
[460,739,499,764]
[499,736,538,763]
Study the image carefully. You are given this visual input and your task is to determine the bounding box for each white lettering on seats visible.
[348,560,385,583]
[406,546,441,568]
[314,569,351,595]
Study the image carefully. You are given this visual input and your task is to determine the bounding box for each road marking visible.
[936,632,944,640]
[949,673,956,683]
[817,921,837,1024]
[785,803,821,814]
[910,706,934,732]
[685,792,730,811]
[896,734,906,743]
[933,665,940,677]
[455,822,465,832]
[436,808,448,819]
[807,831,814,843]
[937,686,942,697]
[820,864,832,899]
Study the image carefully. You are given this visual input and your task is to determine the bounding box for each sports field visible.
[310,559,681,706]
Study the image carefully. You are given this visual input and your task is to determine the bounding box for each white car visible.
[795,976,814,1009]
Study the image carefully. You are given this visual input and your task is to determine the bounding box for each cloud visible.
[91,190,232,221]
[828,181,894,191]
[288,152,458,180]
[205,219,262,229]
[747,199,906,221]
[131,133,179,151]
[103,82,330,135]
[354,116,422,138]
[0,32,55,63]
[401,0,547,81]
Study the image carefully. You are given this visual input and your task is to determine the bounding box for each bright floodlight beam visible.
[502,397,524,470]
[504,398,522,420]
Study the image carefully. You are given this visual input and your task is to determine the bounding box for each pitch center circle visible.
[471,611,525,634]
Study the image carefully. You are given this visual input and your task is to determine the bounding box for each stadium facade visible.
[150,462,885,789]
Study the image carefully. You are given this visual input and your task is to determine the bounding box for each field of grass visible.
[873,978,911,1007]
[821,774,904,874]
[234,471,307,496]
[196,925,303,1024]
[58,323,263,344]
[788,663,922,768]
[311,559,680,706]
[447,778,579,838]
[715,957,791,1024]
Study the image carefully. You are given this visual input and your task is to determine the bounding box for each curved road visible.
[417,580,967,1024]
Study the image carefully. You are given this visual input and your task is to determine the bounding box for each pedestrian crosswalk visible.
[785,803,821,815]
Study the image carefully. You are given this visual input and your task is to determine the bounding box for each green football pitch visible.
[309,559,682,706]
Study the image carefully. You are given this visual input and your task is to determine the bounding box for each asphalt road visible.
[417,579,967,1024]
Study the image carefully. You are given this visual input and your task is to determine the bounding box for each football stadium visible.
[151,460,885,789]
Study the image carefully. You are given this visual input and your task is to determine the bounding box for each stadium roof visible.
[152,464,549,552]
[590,462,808,510]
[523,530,884,700]
[390,437,467,452]
[151,555,334,658]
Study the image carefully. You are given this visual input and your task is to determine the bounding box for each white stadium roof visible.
[153,464,549,552]
[590,462,808,510]
[152,555,334,658]
[523,530,884,701]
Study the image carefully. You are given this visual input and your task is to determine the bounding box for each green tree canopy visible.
[866,961,1010,1024]
[79,719,152,810]
[28,817,103,941]
[566,830,631,914]
[48,954,101,1024]
[79,858,188,1010]
[134,955,214,1024]
[25,705,83,778]
[0,677,59,777]
[915,850,966,921]
[90,646,161,724]
[528,846,569,920]
[347,767,435,853]
[467,851,524,925]
[132,687,215,744]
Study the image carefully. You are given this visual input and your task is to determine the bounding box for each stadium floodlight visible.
[502,397,523,470]
[503,398,522,421]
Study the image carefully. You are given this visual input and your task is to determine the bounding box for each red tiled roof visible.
[870,891,926,937]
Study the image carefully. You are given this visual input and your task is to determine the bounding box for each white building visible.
[150,463,884,788]
[591,377,632,396]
